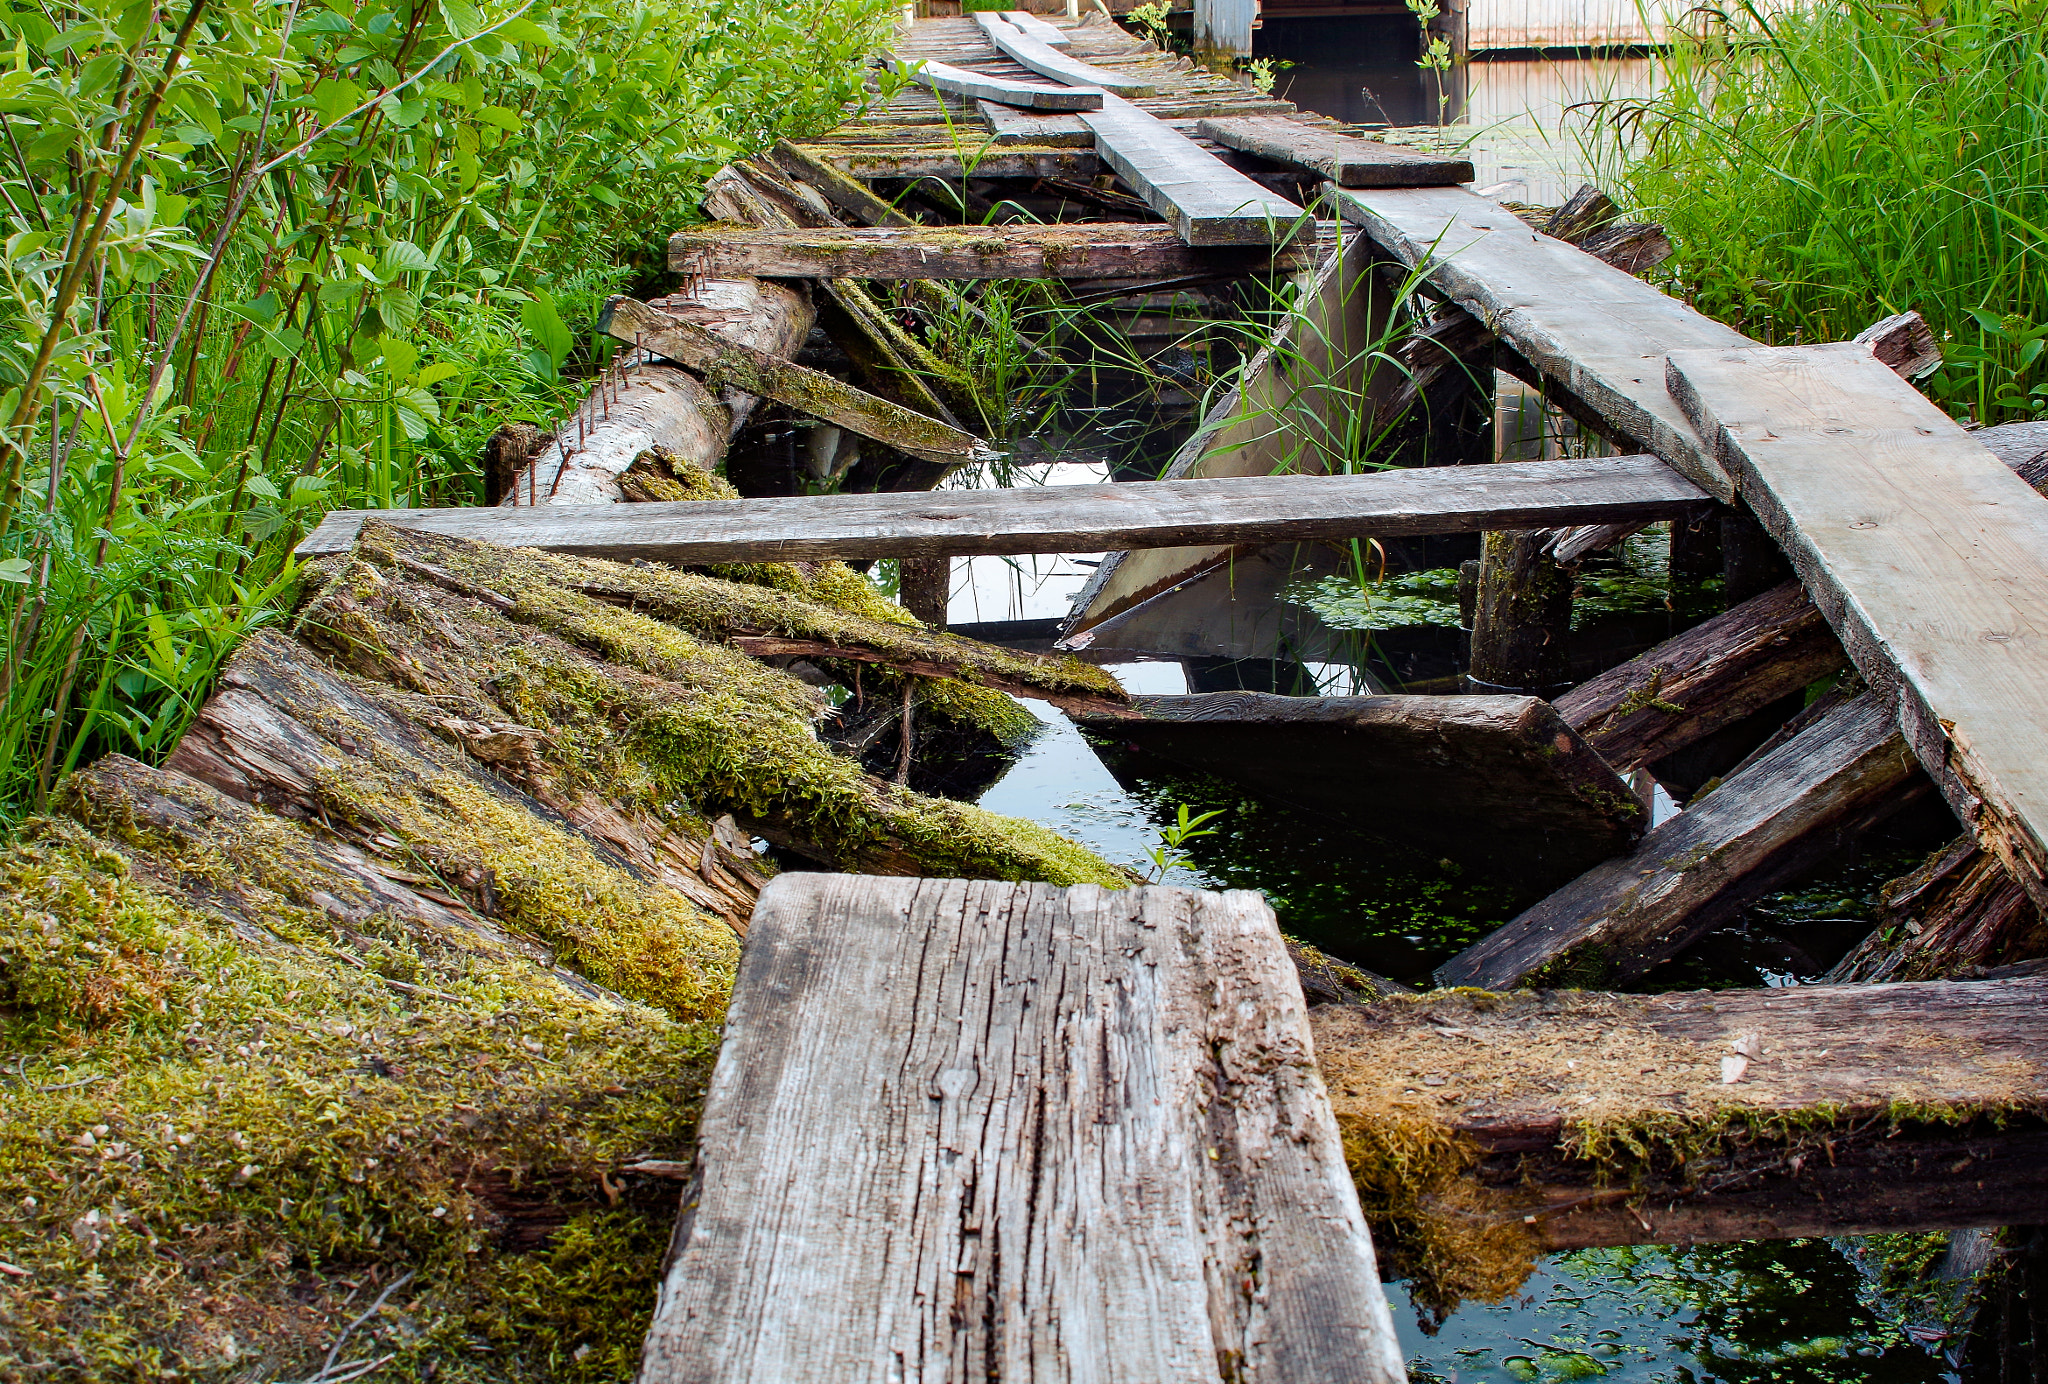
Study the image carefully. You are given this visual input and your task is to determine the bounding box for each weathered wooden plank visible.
[665,222,1313,281]
[1555,579,1845,773]
[763,139,917,228]
[1316,979,2048,1268]
[1337,184,1754,500]
[882,51,1105,109]
[1198,115,1474,187]
[977,99,1095,145]
[598,296,996,471]
[1072,690,1645,890]
[1002,9,1071,46]
[636,874,1406,1384]
[975,11,1160,96]
[1438,692,1930,990]
[297,454,1711,564]
[1667,340,2048,906]
[1083,93,1306,245]
[809,142,1100,180]
[1827,834,2042,983]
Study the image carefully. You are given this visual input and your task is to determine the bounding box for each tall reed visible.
[1589,0,2048,423]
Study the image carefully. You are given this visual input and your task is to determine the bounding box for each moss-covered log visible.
[1312,980,2048,1326]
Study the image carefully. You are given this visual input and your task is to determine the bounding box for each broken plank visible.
[1437,692,1930,990]
[599,296,995,471]
[974,11,1160,96]
[1084,93,1306,245]
[636,873,1407,1384]
[665,222,1313,281]
[977,99,1094,146]
[881,52,1104,109]
[1316,978,2048,1270]
[1667,340,2048,906]
[1198,115,1474,187]
[296,453,1711,565]
[1555,579,1845,773]
[1071,691,1645,892]
[809,142,1099,180]
[1337,184,1753,500]
[764,139,917,228]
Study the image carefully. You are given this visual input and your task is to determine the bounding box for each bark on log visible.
[1467,529,1574,697]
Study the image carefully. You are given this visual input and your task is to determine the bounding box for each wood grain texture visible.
[1666,341,2048,906]
[636,874,1405,1384]
[1336,184,1753,500]
[297,454,1710,563]
[976,10,1159,95]
[882,51,1105,109]
[1081,93,1306,245]
[1555,579,1845,773]
[763,139,917,228]
[1072,690,1645,890]
[599,296,996,470]
[1316,978,2048,1252]
[1198,115,1474,187]
[1438,692,1930,990]
[665,222,1313,281]
[1826,835,2043,983]
[977,99,1096,145]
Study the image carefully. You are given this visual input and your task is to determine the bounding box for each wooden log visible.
[1436,692,1930,990]
[598,296,998,472]
[976,99,1096,145]
[763,139,918,228]
[1975,417,2048,487]
[1082,93,1307,245]
[1555,579,1845,773]
[1337,184,1754,501]
[881,52,1106,109]
[1466,529,1574,697]
[1666,340,2048,907]
[636,874,1406,1384]
[1315,979,2048,1274]
[1827,835,2045,983]
[665,222,1314,281]
[727,634,1122,716]
[975,10,1159,95]
[1197,115,1475,187]
[1071,690,1645,891]
[298,454,1711,565]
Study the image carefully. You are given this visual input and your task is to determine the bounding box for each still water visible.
[928,22,1991,1376]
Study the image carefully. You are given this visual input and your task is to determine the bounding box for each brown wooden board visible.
[665,222,1313,281]
[1336,185,1754,501]
[1438,692,1930,990]
[297,453,1711,564]
[1316,979,2048,1260]
[636,873,1406,1384]
[1555,579,1845,773]
[1082,93,1307,246]
[1667,341,2048,906]
[882,51,1104,109]
[1198,115,1474,187]
[1071,690,1646,890]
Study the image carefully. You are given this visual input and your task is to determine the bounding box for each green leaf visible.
[0,556,31,584]
[520,289,574,371]
[495,16,554,47]
[474,104,522,132]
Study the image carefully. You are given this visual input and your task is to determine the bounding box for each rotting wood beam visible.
[815,142,1101,181]
[598,296,997,472]
[636,873,1407,1383]
[1314,978,2048,1298]
[1555,579,1845,773]
[1667,340,2048,908]
[1437,692,1931,991]
[762,139,919,229]
[664,222,1315,282]
[297,454,1711,565]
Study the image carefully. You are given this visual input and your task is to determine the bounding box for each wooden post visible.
[1466,530,1574,697]
[897,555,949,630]
[1192,0,1254,72]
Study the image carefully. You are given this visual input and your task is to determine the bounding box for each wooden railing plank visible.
[296,454,1711,564]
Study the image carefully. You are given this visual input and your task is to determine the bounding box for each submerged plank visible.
[1198,115,1474,187]
[637,874,1405,1384]
[297,454,1711,564]
[1667,341,2048,906]
[1337,184,1753,500]
[881,52,1104,110]
[1072,691,1645,890]
[1083,93,1307,245]
[1438,693,1929,990]
[975,11,1159,96]
[1555,579,1845,773]
[665,222,1313,281]
[1317,978,2048,1264]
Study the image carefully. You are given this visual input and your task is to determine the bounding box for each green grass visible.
[1588,0,2048,424]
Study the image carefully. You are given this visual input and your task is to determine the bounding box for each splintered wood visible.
[636,875,1404,1384]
